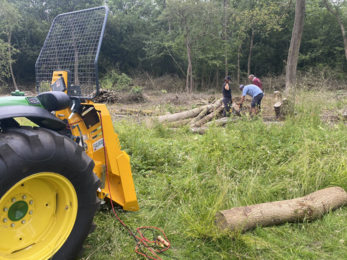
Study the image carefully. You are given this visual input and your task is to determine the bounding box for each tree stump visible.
[215,187,347,233]
[274,102,282,119]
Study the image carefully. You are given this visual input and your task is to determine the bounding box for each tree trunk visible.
[237,42,242,85]
[247,25,255,76]
[190,61,194,92]
[216,187,347,233]
[158,98,223,123]
[191,105,224,127]
[216,67,218,89]
[189,107,209,125]
[185,40,193,93]
[165,118,192,128]
[8,32,18,90]
[285,0,305,95]
[323,0,347,61]
[186,64,190,93]
[185,39,190,93]
[70,17,80,86]
[224,0,228,76]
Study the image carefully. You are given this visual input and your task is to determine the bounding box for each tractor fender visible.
[0,105,66,131]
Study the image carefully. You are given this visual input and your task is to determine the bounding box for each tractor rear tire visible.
[0,126,101,260]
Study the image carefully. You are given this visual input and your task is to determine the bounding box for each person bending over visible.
[222,76,233,117]
[249,74,262,91]
[239,84,264,115]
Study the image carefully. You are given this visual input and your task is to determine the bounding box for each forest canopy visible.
[0,0,346,91]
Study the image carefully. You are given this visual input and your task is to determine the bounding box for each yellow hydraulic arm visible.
[52,71,139,211]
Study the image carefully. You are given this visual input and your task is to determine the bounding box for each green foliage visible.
[2,0,347,88]
[100,70,133,90]
[82,92,347,259]
[130,85,142,94]
[0,0,21,87]
[0,39,10,85]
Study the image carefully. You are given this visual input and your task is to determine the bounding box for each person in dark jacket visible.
[222,76,233,117]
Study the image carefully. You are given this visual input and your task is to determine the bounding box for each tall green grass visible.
[82,91,347,260]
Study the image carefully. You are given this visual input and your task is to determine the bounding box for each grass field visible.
[81,91,347,260]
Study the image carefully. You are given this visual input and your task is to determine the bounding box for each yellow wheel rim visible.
[0,173,78,260]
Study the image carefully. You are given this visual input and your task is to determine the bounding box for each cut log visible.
[206,117,239,127]
[216,187,347,233]
[189,107,209,125]
[190,127,207,134]
[157,98,222,123]
[192,105,224,127]
[199,98,210,105]
[165,118,192,128]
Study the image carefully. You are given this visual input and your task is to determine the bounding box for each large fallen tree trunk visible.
[164,118,192,128]
[189,107,209,125]
[216,187,347,233]
[190,127,207,134]
[191,106,224,127]
[206,117,240,127]
[158,98,222,123]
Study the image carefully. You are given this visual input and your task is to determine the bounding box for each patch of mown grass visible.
[82,92,347,260]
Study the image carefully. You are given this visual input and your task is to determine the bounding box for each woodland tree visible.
[285,0,305,94]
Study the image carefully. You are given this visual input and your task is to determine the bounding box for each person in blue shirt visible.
[239,84,264,115]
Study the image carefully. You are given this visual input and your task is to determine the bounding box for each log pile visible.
[157,98,246,133]
[196,96,217,106]
[158,98,224,123]
[216,186,347,233]
[94,89,119,103]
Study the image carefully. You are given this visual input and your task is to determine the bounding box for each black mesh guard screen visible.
[35,6,109,99]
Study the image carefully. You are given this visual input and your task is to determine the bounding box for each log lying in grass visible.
[158,98,222,123]
[190,127,207,134]
[189,107,209,125]
[164,118,192,128]
[205,117,240,127]
[215,187,347,233]
[191,106,224,127]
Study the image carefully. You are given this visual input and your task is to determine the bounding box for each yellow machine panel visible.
[55,95,139,211]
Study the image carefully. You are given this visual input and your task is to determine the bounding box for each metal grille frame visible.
[35,6,109,99]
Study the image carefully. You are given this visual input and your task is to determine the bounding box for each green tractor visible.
[0,7,139,260]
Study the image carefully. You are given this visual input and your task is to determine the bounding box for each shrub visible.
[100,70,133,90]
